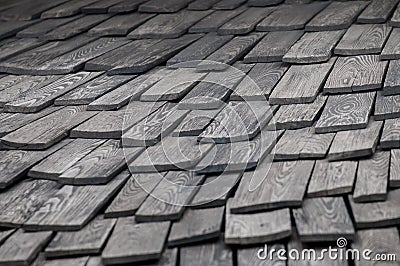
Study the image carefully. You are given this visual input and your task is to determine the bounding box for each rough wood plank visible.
[293,197,355,242]
[197,33,264,71]
[180,241,233,266]
[16,16,79,38]
[189,8,246,33]
[269,58,335,105]
[374,91,400,120]
[335,24,391,56]
[88,13,155,36]
[168,207,224,246]
[38,257,90,266]
[167,33,233,68]
[307,160,358,197]
[55,74,134,105]
[383,59,400,95]
[3,72,102,113]
[328,121,383,161]
[1,106,97,149]
[24,171,129,231]
[353,151,389,202]
[104,172,166,218]
[231,62,288,100]
[0,20,39,40]
[0,179,61,226]
[380,118,400,148]
[315,92,375,133]
[0,0,67,20]
[199,101,274,143]
[45,216,116,258]
[59,140,143,185]
[138,0,191,13]
[102,217,170,265]
[81,0,125,13]
[274,127,335,160]
[135,171,205,222]
[225,200,292,244]
[108,0,147,13]
[283,30,344,63]
[390,149,400,187]
[128,10,211,39]
[256,2,328,31]
[324,55,387,93]
[358,0,399,23]
[390,4,400,27]
[230,160,314,213]
[188,0,220,10]
[28,138,105,179]
[213,0,246,10]
[218,7,274,35]
[0,38,45,61]
[380,28,400,60]
[244,31,303,63]
[41,0,100,18]
[349,188,400,228]
[0,229,52,266]
[173,109,220,137]
[268,95,327,130]
[306,1,369,31]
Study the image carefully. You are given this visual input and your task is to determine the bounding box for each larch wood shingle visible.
[357,0,399,23]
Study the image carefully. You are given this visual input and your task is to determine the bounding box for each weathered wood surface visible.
[189,8,246,33]
[353,151,389,202]
[390,4,400,27]
[81,0,126,13]
[0,38,45,62]
[213,0,247,10]
[108,0,147,13]
[379,28,400,60]
[0,0,67,21]
[315,92,376,133]
[188,0,220,10]
[172,109,220,137]
[138,0,191,13]
[390,149,400,187]
[41,0,100,18]
[283,30,344,64]
[358,0,399,23]
[24,171,129,231]
[16,16,78,38]
[307,160,358,197]
[293,197,355,242]
[238,245,286,266]
[102,216,170,264]
[335,24,391,55]
[328,121,383,161]
[383,59,400,95]
[374,91,400,120]
[36,257,90,266]
[248,0,283,6]
[269,58,335,105]
[324,55,387,93]
[380,118,400,149]
[180,241,232,266]
[230,159,314,213]
[1,106,97,149]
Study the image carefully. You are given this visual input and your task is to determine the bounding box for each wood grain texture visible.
[256,2,328,31]
[383,59,400,95]
[328,121,383,161]
[28,138,105,179]
[353,151,389,202]
[38,257,89,266]
[380,118,400,148]
[3,72,102,113]
[59,140,143,185]
[380,28,400,60]
[40,0,100,18]
[324,55,387,93]
[0,229,52,266]
[172,109,220,137]
[390,149,400,187]
[45,216,116,258]
[225,200,292,244]
[0,38,45,61]
[104,172,166,218]
[230,160,314,213]
[283,30,344,63]
[135,171,205,222]
[128,10,211,39]
[307,160,358,197]
[108,0,147,13]
[349,188,400,228]
[0,0,67,20]
[315,92,375,133]
[81,0,126,13]
[374,91,400,120]
[188,0,220,10]
[358,0,399,23]
[274,127,335,160]
[180,241,233,266]
[1,106,97,149]
[305,1,369,31]
[390,3,400,27]
[24,171,129,231]
[269,58,335,105]
[293,197,355,242]
[16,16,79,38]
[244,31,303,63]
[138,0,191,13]
[213,0,246,10]
[168,207,224,246]
[189,8,246,33]
[238,245,286,266]
[335,24,391,55]
[102,217,170,264]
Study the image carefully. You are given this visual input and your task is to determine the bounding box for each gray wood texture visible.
[248,0,283,6]
[335,24,391,55]
[172,109,220,137]
[213,0,246,9]
[324,55,387,93]
[378,28,400,60]
[0,0,67,20]
[225,200,292,244]
[135,171,205,222]
[358,0,399,23]
[0,20,39,40]
[293,197,355,242]
[383,59,400,95]
[16,16,79,38]
[81,0,126,13]
[138,0,191,13]
[189,8,246,33]
[328,121,383,161]
[40,0,100,18]
[315,92,375,133]
[269,58,335,105]
[238,245,286,266]
[108,0,147,13]
[188,0,220,10]
[353,151,389,202]
[230,160,314,213]
[102,217,170,264]
[380,118,400,148]
[390,4,400,27]
[283,30,344,64]
[168,207,224,246]
[180,241,232,266]
[24,171,129,231]
[374,91,400,120]
[307,160,358,197]
[37,257,90,266]
[0,106,97,149]
[0,38,46,62]
[349,189,400,228]
[390,149,400,187]
[305,1,369,31]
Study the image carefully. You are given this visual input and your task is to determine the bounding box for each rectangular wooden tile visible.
[213,0,246,10]
[358,0,399,23]
[172,109,220,137]
[0,0,67,20]
[188,0,220,10]
[390,4,400,27]
[189,8,246,33]
[82,0,126,13]
[374,91,400,120]
[383,59,400,95]
[380,118,400,148]
[108,0,147,13]
[138,0,191,12]
[0,38,45,61]
[378,28,400,60]
[41,0,100,18]
[390,149,400,187]
[180,241,232,266]
[16,16,79,38]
